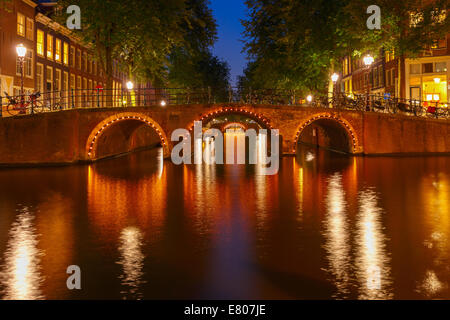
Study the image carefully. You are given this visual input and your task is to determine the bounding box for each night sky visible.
[210,0,247,86]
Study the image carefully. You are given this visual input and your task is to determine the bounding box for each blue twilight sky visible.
[210,0,248,86]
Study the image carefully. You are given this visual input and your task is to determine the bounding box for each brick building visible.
[0,0,138,113]
[338,34,450,104]
[0,0,37,98]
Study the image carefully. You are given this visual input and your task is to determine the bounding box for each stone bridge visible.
[0,103,449,165]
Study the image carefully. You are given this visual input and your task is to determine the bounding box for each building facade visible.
[338,34,449,105]
[0,0,37,98]
[1,0,135,114]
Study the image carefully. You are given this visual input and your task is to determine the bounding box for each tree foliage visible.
[168,0,231,91]
[54,0,229,89]
[241,0,450,92]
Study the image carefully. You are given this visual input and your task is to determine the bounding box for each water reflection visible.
[417,172,450,297]
[117,227,145,300]
[355,189,392,300]
[0,206,44,300]
[323,173,351,298]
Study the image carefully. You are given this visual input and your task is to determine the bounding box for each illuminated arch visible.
[222,122,248,131]
[292,113,362,154]
[187,106,273,131]
[85,112,170,160]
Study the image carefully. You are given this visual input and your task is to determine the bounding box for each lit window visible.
[55,39,61,62]
[17,13,25,37]
[26,18,34,40]
[410,64,421,74]
[25,51,33,78]
[435,62,447,73]
[47,34,53,59]
[63,42,69,65]
[37,29,44,56]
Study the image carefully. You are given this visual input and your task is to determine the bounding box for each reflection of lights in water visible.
[117,227,145,299]
[417,270,446,296]
[418,174,449,297]
[0,207,44,300]
[323,173,351,297]
[305,152,315,162]
[195,137,203,164]
[355,189,392,300]
[157,148,164,178]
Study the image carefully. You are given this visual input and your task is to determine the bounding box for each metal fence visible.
[1,88,449,119]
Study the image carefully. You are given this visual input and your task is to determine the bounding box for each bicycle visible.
[3,91,43,116]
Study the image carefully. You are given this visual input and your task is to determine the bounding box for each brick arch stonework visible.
[85,112,170,160]
[187,106,273,131]
[292,112,363,154]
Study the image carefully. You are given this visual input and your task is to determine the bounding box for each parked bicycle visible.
[4,91,43,115]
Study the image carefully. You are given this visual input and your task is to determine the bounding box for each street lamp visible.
[331,73,339,83]
[16,44,27,113]
[363,54,374,111]
[306,95,313,103]
[160,100,167,107]
[126,81,134,90]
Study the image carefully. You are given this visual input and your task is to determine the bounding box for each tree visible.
[168,0,230,94]
[55,0,186,89]
[241,0,450,96]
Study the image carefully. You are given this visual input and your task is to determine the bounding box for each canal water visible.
[0,146,449,300]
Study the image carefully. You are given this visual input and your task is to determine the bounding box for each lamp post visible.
[16,44,27,113]
[363,54,374,111]
[330,73,339,107]
[126,81,134,106]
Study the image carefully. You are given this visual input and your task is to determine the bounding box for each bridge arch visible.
[292,113,361,154]
[85,112,170,161]
[187,106,273,131]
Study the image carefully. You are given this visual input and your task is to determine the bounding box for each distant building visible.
[1,0,152,112]
[338,33,449,104]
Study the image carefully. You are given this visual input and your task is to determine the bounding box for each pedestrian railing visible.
[0,88,449,120]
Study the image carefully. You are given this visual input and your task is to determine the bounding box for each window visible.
[46,66,53,92]
[36,29,44,56]
[17,13,25,37]
[55,39,61,63]
[432,38,447,49]
[70,46,75,67]
[83,52,87,72]
[55,69,61,92]
[88,56,92,74]
[63,72,69,106]
[26,18,34,40]
[25,51,33,78]
[410,64,421,74]
[385,50,395,62]
[77,49,81,70]
[422,63,433,73]
[70,74,75,90]
[435,62,447,73]
[47,34,53,60]
[36,64,44,92]
[63,42,69,65]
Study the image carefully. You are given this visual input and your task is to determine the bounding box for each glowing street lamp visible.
[160,100,167,107]
[363,54,374,67]
[364,54,374,111]
[306,95,313,103]
[331,73,339,83]
[126,81,134,90]
[16,44,27,113]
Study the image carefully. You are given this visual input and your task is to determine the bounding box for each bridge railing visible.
[1,88,449,120]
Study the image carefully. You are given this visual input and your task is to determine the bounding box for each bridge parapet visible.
[0,103,448,166]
